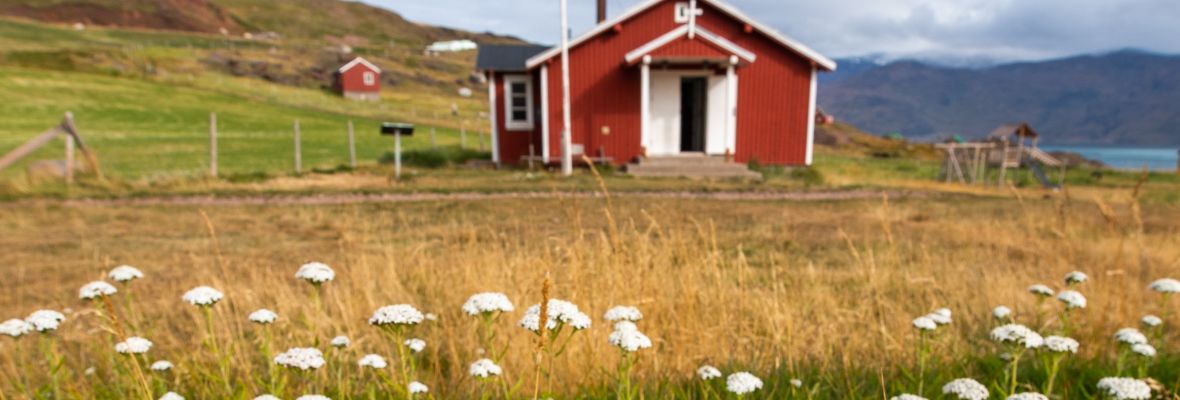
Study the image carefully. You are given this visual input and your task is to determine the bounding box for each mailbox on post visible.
[381,122,414,179]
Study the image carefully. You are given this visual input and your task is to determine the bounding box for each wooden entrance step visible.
[625,155,762,180]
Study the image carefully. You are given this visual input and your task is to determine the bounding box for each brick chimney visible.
[597,0,607,24]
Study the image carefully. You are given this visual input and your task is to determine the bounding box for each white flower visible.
[1,318,33,338]
[518,299,591,332]
[1043,336,1079,353]
[1097,377,1152,400]
[84,367,95,376]
[26,310,66,332]
[182,286,223,306]
[993,306,1012,320]
[296,396,330,400]
[274,347,326,370]
[108,265,144,283]
[115,336,153,354]
[608,321,652,352]
[462,292,515,315]
[369,304,424,326]
[1131,343,1156,358]
[330,336,350,348]
[469,358,502,378]
[424,313,438,321]
[1115,328,1148,345]
[253,395,280,400]
[404,338,426,353]
[790,378,802,388]
[697,365,722,380]
[150,360,173,371]
[295,262,335,284]
[358,354,387,369]
[159,392,184,400]
[1056,290,1086,309]
[942,378,989,400]
[1141,315,1162,327]
[930,308,952,325]
[725,372,763,395]
[1065,271,1088,285]
[249,309,278,325]
[1008,393,1048,400]
[603,306,643,322]
[1028,284,1054,297]
[912,316,937,331]
[990,324,1044,349]
[79,281,118,300]
[1149,278,1180,294]
[408,381,428,394]
[891,394,927,400]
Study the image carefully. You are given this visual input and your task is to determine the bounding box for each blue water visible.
[1040,146,1179,171]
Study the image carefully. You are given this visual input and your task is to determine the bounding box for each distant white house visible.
[426,40,478,54]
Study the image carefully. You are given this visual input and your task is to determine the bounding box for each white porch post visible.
[488,71,500,165]
[805,66,817,166]
[540,64,551,163]
[725,55,737,156]
[640,55,651,156]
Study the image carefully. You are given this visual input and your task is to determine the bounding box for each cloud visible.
[361,0,1180,62]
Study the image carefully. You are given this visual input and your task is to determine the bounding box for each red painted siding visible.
[336,63,381,94]
[647,36,735,61]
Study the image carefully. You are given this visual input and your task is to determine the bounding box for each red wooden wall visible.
[337,63,381,94]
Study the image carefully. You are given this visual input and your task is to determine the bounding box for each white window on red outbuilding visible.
[363,71,375,86]
[503,75,533,131]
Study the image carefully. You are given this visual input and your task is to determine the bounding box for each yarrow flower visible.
[115,336,153,354]
[469,358,502,378]
[790,378,803,388]
[993,306,1012,320]
[697,365,722,380]
[1007,393,1048,400]
[462,292,515,315]
[296,396,330,400]
[330,335,350,348]
[150,360,173,371]
[1,318,33,338]
[295,262,335,284]
[1097,377,1151,400]
[108,265,144,283]
[603,305,643,322]
[518,299,591,332]
[942,378,989,400]
[928,308,952,325]
[1131,343,1156,358]
[369,304,424,326]
[404,338,426,353]
[1115,328,1148,345]
[1056,290,1086,309]
[79,281,118,300]
[1043,336,1079,353]
[182,286,223,306]
[274,347,326,370]
[159,392,184,400]
[358,354,387,369]
[1149,278,1180,294]
[1064,271,1088,285]
[408,381,429,395]
[1028,284,1054,297]
[26,310,66,332]
[248,309,278,325]
[607,321,652,352]
[725,372,763,395]
[253,395,280,400]
[912,316,937,331]
[990,324,1044,349]
[890,395,927,400]
[1141,315,1162,327]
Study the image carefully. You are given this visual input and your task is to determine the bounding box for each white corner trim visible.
[640,56,651,154]
[488,72,500,165]
[338,57,382,74]
[502,75,534,131]
[623,25,755,64]
[725,58,738,153]
[540,65,551,163]
[805,67,817,166]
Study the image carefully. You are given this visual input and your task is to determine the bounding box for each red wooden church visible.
[476,0,836,168]
[333,57,382,101]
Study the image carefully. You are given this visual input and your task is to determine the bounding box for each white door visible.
[705,76,727,154]
[648,72,681,155]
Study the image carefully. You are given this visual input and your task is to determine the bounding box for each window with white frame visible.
[503,75,533,130]
[363,71,375,85]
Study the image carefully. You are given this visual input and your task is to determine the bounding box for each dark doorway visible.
[680,77,707,152]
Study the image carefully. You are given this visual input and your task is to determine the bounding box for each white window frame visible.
[363,71,375,85]
[674,2,690,23]
[503,75,534,131]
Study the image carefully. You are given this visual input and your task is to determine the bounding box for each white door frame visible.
[641,65,738,156]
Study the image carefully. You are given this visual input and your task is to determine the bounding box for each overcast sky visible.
[360,0,1180,64]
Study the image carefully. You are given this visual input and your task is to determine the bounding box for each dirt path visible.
[3,189,927,208]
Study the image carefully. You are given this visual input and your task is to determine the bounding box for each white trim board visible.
[488,72,500,165]
[623,25,756,64]
[338,57,382,74]
[540,65,551,163]
[805,67,817,166]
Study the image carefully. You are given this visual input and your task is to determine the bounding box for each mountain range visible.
[819,50,1180,146]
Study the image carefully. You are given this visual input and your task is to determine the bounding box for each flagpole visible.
[559,0,573,176]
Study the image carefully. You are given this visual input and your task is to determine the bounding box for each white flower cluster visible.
[462,292,515,315]
[1131,343,1156,358]
[993,306,1012,320]
[159,392,184,400]
[369,304,424,326]
[697,365,722,380]
[274,347,326,370]
[1149,278,1180,294]
[405,338,426,353]
[150,360,173,371]
[1043,336,1079,353]
[518,299,591,332]
[408,381,429,394]
[249,309,278,325]
[109,265,144,283]
[1064,271,1088,285]
[469,358,502,378]
[358,354,387,369]
[912,316,937,331]
[115,336,153,354]
[182,286,224,306]
[942,378,989,400]
[296,395,330,400]
[1114,328,1148,345]
[26,310,66,332]
[603,305,643,322]
[1027,284,1054,297]
[1007,393,1048,400]
[990,324,1044,349]
[1056,290,1086,309]
[890,394,927,400]
[608,321,652,352]
[79,281,118,300]
[330,336,350,348]
[1096,377,1151,400]
[1,318,33,338]
[928,308,952,325]
[253,395,280,400]
[725,372,763,395]
[295,262,335,284]
[1141,315,1162,327]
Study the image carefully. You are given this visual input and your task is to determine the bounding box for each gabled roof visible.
[987,123,1039,139]
[338,57,381,74]
[525,0,836,71]
[476,44,551,72]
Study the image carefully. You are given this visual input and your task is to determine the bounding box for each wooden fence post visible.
[394,131,402,179]
[294,119,302,174]
[210,112,218,177]
[64,134,75,184]
[460,122,467,149]
[348,120,356,169]
[430,127,437,150]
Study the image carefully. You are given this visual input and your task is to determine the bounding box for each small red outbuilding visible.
[333,57,382,101]
[476,0,836,167]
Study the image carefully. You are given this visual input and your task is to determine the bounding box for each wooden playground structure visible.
[936,123,1064,188]
[0,112,103,183]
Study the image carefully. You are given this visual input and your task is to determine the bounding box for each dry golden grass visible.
[0,188,1178,398]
